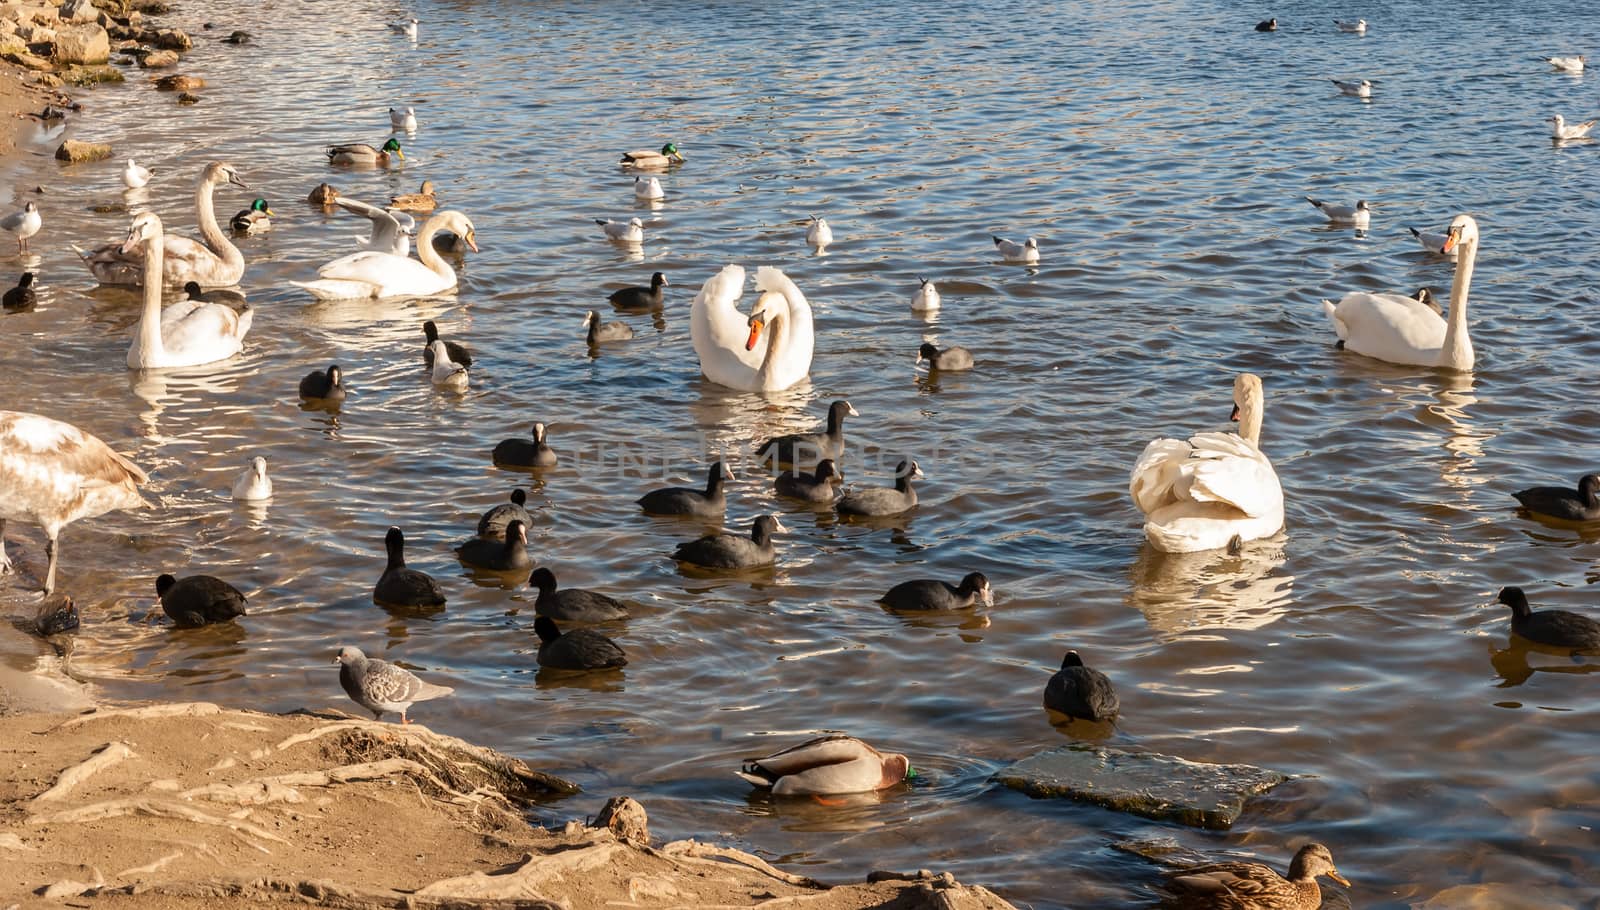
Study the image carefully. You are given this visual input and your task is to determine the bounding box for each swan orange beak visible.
[745,317,764,351]
[1441,228,1458,254]
[464,230,479,253]
[1229,404,1240,421]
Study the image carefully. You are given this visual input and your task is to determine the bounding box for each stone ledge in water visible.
[992,744,1289,829]
[55,138,112,162]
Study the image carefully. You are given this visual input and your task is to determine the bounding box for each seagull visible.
[122,159,153,189]
[337,196,414,255]
[231,456,273,502]
[334,645,453,723]
[993,234,1039,264]
[428,340,469,389]
[1331,78,1372,97]
[596,217,644,243]
[1334,18,1367,32]
[391,17,418,39]
[911,277,941,312]
[389,106,417,131]
[633,175,664,202]
[1546,54,1586,73]
[1,202,41,254]
[806,214,833,248]
[1407,225,1456,258]
[1305,196,1370,229]
[1548,114,1596,140]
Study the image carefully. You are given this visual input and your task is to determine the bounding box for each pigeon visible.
[335,645,453,723]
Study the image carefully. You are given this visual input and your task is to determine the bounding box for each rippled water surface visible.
[3,0,1599,905]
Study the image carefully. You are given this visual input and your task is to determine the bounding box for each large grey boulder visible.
[52,23,109,64]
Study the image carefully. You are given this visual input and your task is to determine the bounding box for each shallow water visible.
[2,0,1599,905]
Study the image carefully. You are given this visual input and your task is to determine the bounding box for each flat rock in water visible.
[992,744,1289,829]
[55,139,112,162]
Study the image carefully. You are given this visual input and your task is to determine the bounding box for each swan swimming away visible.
[1305,196,1370,229]
[1334,18,1366,32]
[123,212,254,369]
[1331,78,1372,97]
[389,106,417,131]
[633,176,664,202]
[1546,54,1585,73]
[690,264,815,392]
[76,162,250,288]
[597,217,644,242]
[0,410,149,594]
[1323,213,1480,371]
[806,214,833,249]
[293,209,477,300]
[1548,114,1596,140]
[231,456,272,501]
[122,158,153,189]
[1130,373,1284,553]
[911,276,941,312]
[993,235,1039,264]
[1408,225,1456,258]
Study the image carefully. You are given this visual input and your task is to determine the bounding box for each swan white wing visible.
[1326,291,1446,366]
[156,301,250,365]
[316,250,452,296]
[691,265,762,386]
[1181,432,1282,518]
[1130,437,1193,514]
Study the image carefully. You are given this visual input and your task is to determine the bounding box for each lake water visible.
[2,0,1599,905]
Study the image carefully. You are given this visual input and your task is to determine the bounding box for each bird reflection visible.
[1126,534,1292,632]
[130,365,246,440]
[1488,638,1600,688]
[1418,372,1490,492]
[739,785,896,831]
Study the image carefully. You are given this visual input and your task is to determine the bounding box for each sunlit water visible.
[2,0,1599,905]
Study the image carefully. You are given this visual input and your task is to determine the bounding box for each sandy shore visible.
[0,701,1016,909]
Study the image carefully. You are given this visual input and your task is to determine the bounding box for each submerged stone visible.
[992,744,1289,829]
[55,139,113,162]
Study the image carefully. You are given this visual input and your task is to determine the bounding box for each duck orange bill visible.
[1329,871,1351,887]
[1229,404,1240,421]
[1441,229,1458,253]
[745,318,764,351]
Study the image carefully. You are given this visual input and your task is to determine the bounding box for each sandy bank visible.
[0,701,1016,909]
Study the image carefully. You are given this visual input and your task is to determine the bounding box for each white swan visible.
[1322,213,1479,371]
[124,212,254,369]
[292,209,477,300]
[122,158,153,189]
[690,265,815,392]
[76,162,249,288]
[1548,114,1596,140]
[1130,373,1283,553]
[0,410,148,594]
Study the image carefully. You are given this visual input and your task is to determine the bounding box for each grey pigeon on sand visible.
[335,645,454,723]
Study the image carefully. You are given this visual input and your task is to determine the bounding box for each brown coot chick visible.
[477,488,533,540]
[1512,473,1600,521]
[837,459,922,517]
[374,527,446,608]
[529,567,628,623]
[880,572,991,610]
[422,321,472,368]
[774,458,842,502]
[1498,586,1600,652]
[534,615,627,670]
[1043,650,1119,721]
[917,342,974,371]
[456,519,531,571]
[492,422,557,468]
[755,400,858,467]
[609,271,668,311]
[157,573,247,627]
[672,514,784,569]
[3,272,35,310]
[299,364,346,401]
[638,461,731,517]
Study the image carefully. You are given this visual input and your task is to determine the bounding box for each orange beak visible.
[745,318,764,351]
[1229,404,1240,422]
[1441,229,1458,254]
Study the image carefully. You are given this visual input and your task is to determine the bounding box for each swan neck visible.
[1442,237,1476,368]
[415,215,454,280]
[1238,400,1263,448]
[756,309,786,379]
[136,233,165,358]
[195,173,243,273]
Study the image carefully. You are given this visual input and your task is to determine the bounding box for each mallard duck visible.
[390,179,436,212]
[620,142,684,169]
[308,182,340,205]
[230,197,273,233]
[1161,843,1348,910]
[328,138,403,166]
[1497,587,1600,652]
[737,735,912,796]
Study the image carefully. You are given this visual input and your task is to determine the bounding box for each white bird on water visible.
[1407,225,1456,258]
[993,234,1039,264]
[1545,54,1585,73]
[391,17,418,39]
[1548,114,1596,140]
[1,202,41,254]
[0,410,149,594]
[389,106,417,132]
[231,456,273,502]
[806,214,833,249]
[596,217,644,243]
[633,175,664,202]
[122,159,153,189]
[1331,78,1372,97]
[1305,196,1371,230]
[428,340,469,389]
[911,276,941,312]
[1334,18,1367,33]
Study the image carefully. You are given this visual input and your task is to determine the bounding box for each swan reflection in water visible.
[1125,533,1293,633]
[1416,371,1491,494]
